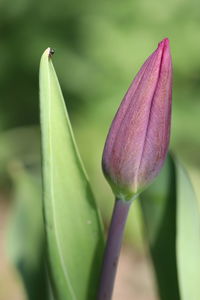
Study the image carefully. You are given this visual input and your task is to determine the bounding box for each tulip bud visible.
[102,38,172,201]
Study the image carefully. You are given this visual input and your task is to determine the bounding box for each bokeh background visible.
[0,0,200,299]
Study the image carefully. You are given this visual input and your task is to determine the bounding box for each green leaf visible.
[7,163,47,300]
[176,160,200,300]
[140,154,200,300]
[39,48,104,300]
[140,155,180,300]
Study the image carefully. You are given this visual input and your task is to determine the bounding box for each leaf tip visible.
[43,47,55,59]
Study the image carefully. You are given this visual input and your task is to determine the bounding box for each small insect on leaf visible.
[48,48,55,58]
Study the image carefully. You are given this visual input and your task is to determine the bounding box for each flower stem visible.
[97,197,132,300]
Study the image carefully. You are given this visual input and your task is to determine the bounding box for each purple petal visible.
[102,38,172,198]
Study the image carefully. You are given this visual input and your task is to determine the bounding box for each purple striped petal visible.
[102,38,172,200]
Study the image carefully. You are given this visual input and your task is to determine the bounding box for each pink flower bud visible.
[102,38,172,201]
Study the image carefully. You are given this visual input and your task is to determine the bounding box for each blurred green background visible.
[0,0,200,299]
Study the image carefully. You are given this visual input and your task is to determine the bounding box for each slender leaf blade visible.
[7,164,47,300]
[39,48,104,300]
[140,155,180,300]
[176,160,200,300]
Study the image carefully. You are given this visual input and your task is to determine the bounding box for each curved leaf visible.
[176,160,200,300]
[140,155,180,300]
[140,154,200,300]
[7,164,47,300]
[39,48,104,300]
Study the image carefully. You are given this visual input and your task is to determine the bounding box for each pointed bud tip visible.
[158,38,170,49]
